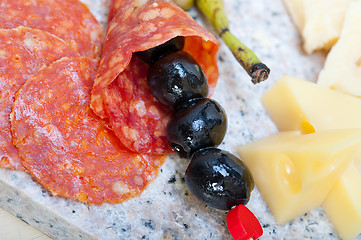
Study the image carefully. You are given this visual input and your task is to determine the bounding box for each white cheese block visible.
[302,0,351,54]
[317,0,361,97]
[283,0,351,54]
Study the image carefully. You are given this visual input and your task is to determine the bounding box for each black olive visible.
[167,98,227,158]
[135,36,185,64]
[148,51,208,109]
[185,148,254,210]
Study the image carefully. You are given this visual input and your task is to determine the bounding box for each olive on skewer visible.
[147,51,209,110]
[167,97,227,158]
[134,37,263,240]
[135,36,185,64]
[185,147,254,210]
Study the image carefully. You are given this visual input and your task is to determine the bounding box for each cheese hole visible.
[300,121,316,134]
[276,154,302,195]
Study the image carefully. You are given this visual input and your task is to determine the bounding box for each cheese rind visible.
[317,0,361,97]
[262,75,361,133]
[238,129,361,224]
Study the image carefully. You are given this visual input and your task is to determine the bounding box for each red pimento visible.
[226,204,263,240]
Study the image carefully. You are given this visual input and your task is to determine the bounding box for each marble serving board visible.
[0,0,354,239]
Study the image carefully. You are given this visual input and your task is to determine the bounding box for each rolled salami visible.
[91,0,219,154]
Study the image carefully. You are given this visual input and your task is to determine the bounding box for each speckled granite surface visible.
[1,0,360,239]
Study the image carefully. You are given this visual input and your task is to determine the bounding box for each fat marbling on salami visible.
[91,0,219,154]
[0,0,104,58]
[104,56,173,154]
[11,57,166,204]
[0,27,79,171]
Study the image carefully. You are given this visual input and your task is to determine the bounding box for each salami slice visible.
[91,0,219,154]
[0,0,104,58]
[11,57,166,204]
[104,56,173,154]
[0,27,79,171]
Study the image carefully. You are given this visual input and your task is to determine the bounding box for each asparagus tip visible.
[250,63,270,84]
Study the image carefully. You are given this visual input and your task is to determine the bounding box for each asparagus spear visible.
[174,0,270,84]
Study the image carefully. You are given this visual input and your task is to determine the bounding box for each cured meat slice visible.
[0,0,104,58]
[0,27,79,171]
[91,0,219,154]
[104,56,173,154]
[11,57,166,204]
[107,0,131,23]
[92,0,219,117]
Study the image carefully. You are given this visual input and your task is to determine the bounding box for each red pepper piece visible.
[226,204,263,240]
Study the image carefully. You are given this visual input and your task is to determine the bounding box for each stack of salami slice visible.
[0,0,103,171]
[1,0,219,204]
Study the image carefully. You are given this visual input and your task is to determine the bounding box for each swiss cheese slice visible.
[262,75,361,238]
[238,129,361,224]
[323,154,361,240]
[262,75,361,133]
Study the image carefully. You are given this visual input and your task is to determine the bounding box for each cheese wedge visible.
[302,0,351,54]
[262,75,361,238]
[317,0,361,97]
[262,75,361,133]
[323,154,361,240]
[238,129,361,224]
[283,0,351,54]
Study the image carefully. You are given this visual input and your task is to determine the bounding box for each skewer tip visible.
[250,63,270,84]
